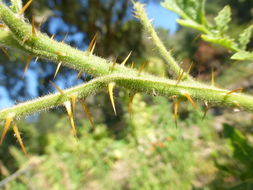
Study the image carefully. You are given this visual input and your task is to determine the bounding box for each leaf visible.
[214,5,231,32]
[231,51,253,60]
[238,25,253,50]
[201,34,237,51]
[162,0,204,22]
[177,19,207,33]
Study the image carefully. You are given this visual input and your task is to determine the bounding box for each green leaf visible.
[177,19,208,33]
[214,5,231,32]
[238,25,253,50]
[201,34,237,51]
[231,51,253,60]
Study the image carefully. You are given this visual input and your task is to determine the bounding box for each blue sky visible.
[0,2,179,109]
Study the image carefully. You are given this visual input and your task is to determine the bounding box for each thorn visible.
[128,94,135,116]
[12,124,27,155]
[1,47,10,59]
[77,71,82,79]
[108,83,117,115]
[90,41,96,55]
[174,101,179,127]
[0,24,5,28]
[71,95,76,113]
[23,56,32,79]
[131,62,135,69]
[138,61,148,75]
[184,93,198,110]
[176,69,184,85]
[54,62,62,79]
[87,33,98,53]
[111,57,117,70]
[64,101,77,137]
[50,34,55,40]
[211,68,215,87]
[187,62,194,75]
[49,81,64,95]
[202,102,209,120]
[80,100,95,129]
[62,32,69,43]
[18,0,33,16]
[32,16,36,35]
[37,17,44,31]
[226,88,243,95]
[22,36,29,45]
[34,57,39,63]
[0,117,13,145]
[121,51,132,66]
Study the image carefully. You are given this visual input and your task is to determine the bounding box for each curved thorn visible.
[108,83,117,115]
[80,100,95,129]
[18,0,33,16]
[121,51,132,66]
[23,56,32,79]
[184,93,198,110]
[13,124,27,155]
[49,81,64,95]
[54,62,62,79]
[64,101,77,138]
[0,117,13,145]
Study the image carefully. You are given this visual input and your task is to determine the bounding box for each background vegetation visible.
[0,0,253,189]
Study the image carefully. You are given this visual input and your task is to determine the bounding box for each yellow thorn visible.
[211,68,215,87]
[18,0,33,16]
[176,69,184,85]
[49,81,64,95]
[62,32,69,43]
[1,47,10,59]
[71,95,76,113]
[77,71,83,79]
[54,62,62,79]
[108,83,117,115]
[87,33,98,53]
[174,101,179,127]
[111,57,117,70]
[90,41,96,55]
[121,51,132,66]
[0,24,5,28]
[138,61,148,75]
[0,117,13,145]
[184,93,198,110]
[128,94,135,115]
[226,88,243,95]
[64,101,77,137]
[23,56,32,79]
[80,100,95,129]
[131,62,135,69]
[202,104,209,120]
[50,34,55,40]
[37,17,44,31]
[12,124,27,155]
[32,16,36,35]
[187,62,194,75]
